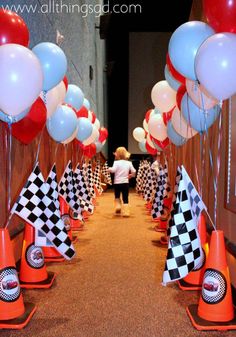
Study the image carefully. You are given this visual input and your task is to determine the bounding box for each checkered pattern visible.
[181,165,206,222]
[141,161,151,198]
[59,161,83,215]
[74,163,94,214]
[93,160,103,195]
[144,166,154,202]
[101,161,112,185]
[151,165,165,218]
[83,161,96,199]
[136,160,145,193]
[162,167,204,284]
[167,167,182,236]
[12,164,75,260]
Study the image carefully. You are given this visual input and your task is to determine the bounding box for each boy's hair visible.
[114,147,130,160]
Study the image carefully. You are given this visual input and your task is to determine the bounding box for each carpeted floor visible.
[1,189,235,337]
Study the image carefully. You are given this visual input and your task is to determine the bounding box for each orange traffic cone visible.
[19,223,56,289]
[43,246,65,263]
[186,230,236,331]
[178,214,209,290]
[0,228,36,329]
[59,196,81,236]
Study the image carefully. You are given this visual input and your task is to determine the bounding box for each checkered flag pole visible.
[101,161,112,185]
[167,167,182,235]
[11,164,75,260]
[162,167,204,285]
[74,163,94,214]
[58,161,83,217]
[93,160,103,195]
[151,165,165,219]
[83,161,96,199]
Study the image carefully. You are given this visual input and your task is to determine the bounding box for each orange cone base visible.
[160,236,168,245]
[178,279,202,291]
[70,219,83,231]
[44,256,64,263]
[20,271,56,289]
[72,235,79,244]
[154,225,166,233]
[0,302,36,330]
[186,304,236,331]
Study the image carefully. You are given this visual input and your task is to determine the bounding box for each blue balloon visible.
[0,107,29,124]
[167,121,187,146]
[181,93,221,132]
[32,42,67,91]
[138,140,147,153]
[64,84,84,111]
[168,21,215,80]
[164,65,181,91]
[46,105,77,142]
[76,117,93,142]
[83,98,91,110]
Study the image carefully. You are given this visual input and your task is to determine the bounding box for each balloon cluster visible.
[0,9,108,158]
[133,3,236,152]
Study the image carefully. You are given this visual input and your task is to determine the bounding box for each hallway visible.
[1,190,234,337]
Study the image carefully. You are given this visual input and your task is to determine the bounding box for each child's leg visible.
[121,184,130,217]
[114,184,121,213]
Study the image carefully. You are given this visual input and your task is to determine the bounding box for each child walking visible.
[108,147,136,217]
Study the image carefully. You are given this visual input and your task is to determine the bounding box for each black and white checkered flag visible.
[136,160,145,193]
[12,164,75,260]
[74,163,94,214]
[162,166,205,284]
[167,167,182,236]
[144,166,154,202]
[151,165,165,219]
[59,161,83,217]
[83,161,96,199]
[142,161,150,198]
[93,160,103,194]
[101,161,112,185]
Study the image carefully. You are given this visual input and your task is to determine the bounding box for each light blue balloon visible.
[138,140,147,153]
[83,98,91,110]
[95,141,103,153]
[32,42,67,91]
[181,93,221,132]
[76,117,93,142]
[167,121,187,146]
[64,84,84,111]
[164,65,181,91]
[168,21,215,80]
[0,107,29,124]
[46,105,77,142]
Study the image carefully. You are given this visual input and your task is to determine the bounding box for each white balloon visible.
[151,80,176,112]
[0,44,43,116]
[148,113,167,141]
[133,127,146,142]
[171,106,198,139]
[94,118,100,130]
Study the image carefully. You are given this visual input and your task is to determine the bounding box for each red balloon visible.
[166,53,186,85]
[98,127,108,142]
[203,0,236,33]
[12,98,46,144]
[145,109,153,122]
[0,9,29,46]
[77,105,88,118]
[176,84,186,110]
[90,110,96,123]
[163,106,175,126]
[145,141,157,155]
[63,76,68,90]
[83,143,96,158]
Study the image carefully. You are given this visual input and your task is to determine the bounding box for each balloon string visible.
[34,128,44,167]
[5,123,12,228]
[226,97,232,204]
